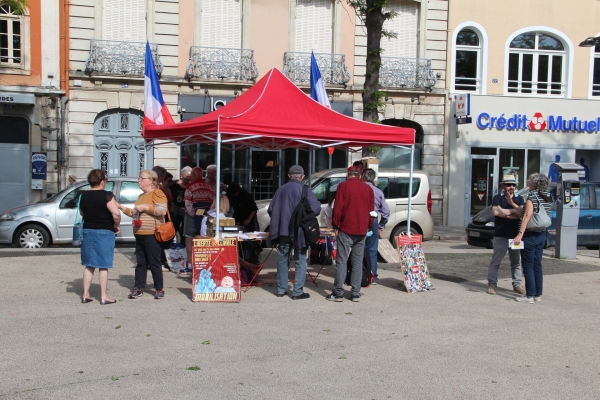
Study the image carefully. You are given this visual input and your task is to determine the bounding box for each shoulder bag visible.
[154,191,176,242]
[72,194,83,247]
[526,193,551,232]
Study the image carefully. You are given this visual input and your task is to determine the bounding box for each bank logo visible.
[529,112,546,130]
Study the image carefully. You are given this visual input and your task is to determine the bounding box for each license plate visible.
[469,231,480,237]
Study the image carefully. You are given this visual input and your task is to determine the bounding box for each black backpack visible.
[289,185,320,248]
[345,249,374,287]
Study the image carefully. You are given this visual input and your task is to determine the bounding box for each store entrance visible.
[250,150,280,200]
[470,156,496,218]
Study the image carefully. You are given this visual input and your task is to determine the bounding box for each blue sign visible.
[32,152,47,180]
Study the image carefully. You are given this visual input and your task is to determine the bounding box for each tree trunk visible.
[362,1,386,123]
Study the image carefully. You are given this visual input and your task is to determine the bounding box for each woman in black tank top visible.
[79,169,121,305]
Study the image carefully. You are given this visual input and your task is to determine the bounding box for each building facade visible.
[66,0,447,223]
[0,0,65,214]
[445,0,600,226]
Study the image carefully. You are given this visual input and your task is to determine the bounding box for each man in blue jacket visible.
[268,165,321,300]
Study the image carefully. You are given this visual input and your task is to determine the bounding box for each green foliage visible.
[187,366,201,371]
[2,0,28,15]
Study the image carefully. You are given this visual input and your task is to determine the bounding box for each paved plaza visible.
[2,239,600,399]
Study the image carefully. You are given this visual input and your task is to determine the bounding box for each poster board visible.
[192,238,241,302]
[396,234,434,293]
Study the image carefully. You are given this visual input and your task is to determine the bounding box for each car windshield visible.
[41,185,83,203]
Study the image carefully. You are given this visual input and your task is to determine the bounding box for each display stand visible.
[192,238,241,302]
[396,234,434,293]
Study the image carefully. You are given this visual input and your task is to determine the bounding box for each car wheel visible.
[15,224,50,249]
[390,225,419,248]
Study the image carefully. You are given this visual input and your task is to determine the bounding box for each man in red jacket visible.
[326,166,374,302]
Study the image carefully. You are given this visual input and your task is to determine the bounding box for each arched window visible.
[592,42,600,97]
[454,28,481,92]
[507,32,566,96]
[0,5,23,67]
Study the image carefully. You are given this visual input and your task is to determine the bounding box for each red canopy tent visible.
[143,68,417,236]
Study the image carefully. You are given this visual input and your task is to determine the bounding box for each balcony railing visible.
[283,52,351,85]
[379,57,437,89]
[185,46,259,81]
[85,40,163,76]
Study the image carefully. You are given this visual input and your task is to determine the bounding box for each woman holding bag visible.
[118,169,169,300]
[79,169,121,305]
[512,173,552,304]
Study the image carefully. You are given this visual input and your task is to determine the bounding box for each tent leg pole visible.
[407,145,414,236]
[216,133,221,240]
[308,148,312,185]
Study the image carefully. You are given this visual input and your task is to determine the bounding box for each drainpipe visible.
[60,96,69,190]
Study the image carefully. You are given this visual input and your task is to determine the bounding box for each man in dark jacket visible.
[268,165,321,300]
[327,166,374,302]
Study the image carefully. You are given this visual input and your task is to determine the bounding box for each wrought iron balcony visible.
[85,40,163,76]
[185,46,259,81]
[283,52,351,85]
[379,57,437,89]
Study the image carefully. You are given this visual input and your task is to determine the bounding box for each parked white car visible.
[0,178,143,248]
[256,168,434,247]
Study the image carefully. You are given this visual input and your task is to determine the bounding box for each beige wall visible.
[449,0,600,98]
[250,0,289,76]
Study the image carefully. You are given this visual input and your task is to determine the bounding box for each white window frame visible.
[503,26,573,98]
[587,31,600,99]
[451,21,488,94]
[0,5,23,69]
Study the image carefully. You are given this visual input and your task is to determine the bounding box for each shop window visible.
[0,5,22,68]
[0,116,28,144]
[507,32,566,96]
[454,28,482,92]
[592,42,600,97]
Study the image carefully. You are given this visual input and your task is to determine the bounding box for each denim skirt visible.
[81,229,115,268]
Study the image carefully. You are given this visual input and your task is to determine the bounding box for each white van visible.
[256,168,434,247]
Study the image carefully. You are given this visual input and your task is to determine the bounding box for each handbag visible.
[155,204,176,242]
[72,194,83,247]
[526,194,551,232]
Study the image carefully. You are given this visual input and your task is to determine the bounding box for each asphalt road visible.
[2,241,600,399]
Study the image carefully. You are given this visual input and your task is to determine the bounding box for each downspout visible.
[59,0,70,96]
[60,96,69,190]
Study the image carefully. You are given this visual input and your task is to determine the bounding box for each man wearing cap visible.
[487,175,526,295]
[268,165,321,300]
[326,165,375,302]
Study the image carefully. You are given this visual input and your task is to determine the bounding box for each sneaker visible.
[534,296,542,302]
[154,289,165,299]
[162,265,170,272]
[515,296,534,304]
[351,294,360,302]
[179,267,192,275]
[513,285,526,295]
[372,281,378,285]
[486,284,497,295]
[291,293,310,300]
[128,288,143,299]
[326,293,343,302]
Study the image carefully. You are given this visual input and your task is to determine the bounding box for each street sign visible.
[455,93,470,117]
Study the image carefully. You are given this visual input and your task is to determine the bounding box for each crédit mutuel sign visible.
[477,112,600,133]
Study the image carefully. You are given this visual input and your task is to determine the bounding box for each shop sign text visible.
[477,112,600,133]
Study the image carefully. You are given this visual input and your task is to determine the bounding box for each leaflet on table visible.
[192,238,240,302]
[509,239,524,250]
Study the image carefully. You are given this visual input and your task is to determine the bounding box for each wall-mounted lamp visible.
[411,97,421,105]
[436,72,442,78]
[234,90,239,98]
[385,96,395,105]
[204,88,209,96]
[579,36,600,47]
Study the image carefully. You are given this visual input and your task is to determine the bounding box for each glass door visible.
[249,150,280,200]
[470,156,496,217]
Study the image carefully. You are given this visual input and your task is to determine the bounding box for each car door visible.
[115,180,143,242]
[372,173,395,237]
[574,185,593,245]
[54,181,116,241]
[310,174,344,226]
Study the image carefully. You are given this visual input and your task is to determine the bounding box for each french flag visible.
[310,52,331,108]
[143,41,174,128]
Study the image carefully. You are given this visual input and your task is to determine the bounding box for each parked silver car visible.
[0,178,143,248]
[256,168,434,247]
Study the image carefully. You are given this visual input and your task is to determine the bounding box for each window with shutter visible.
[201,0,241,48]
[102,0,146,42]
[381,0,418,58]
[295,0,333,53]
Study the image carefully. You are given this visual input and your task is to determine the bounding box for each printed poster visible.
[396,234,434,293]
[192,238,241,302]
